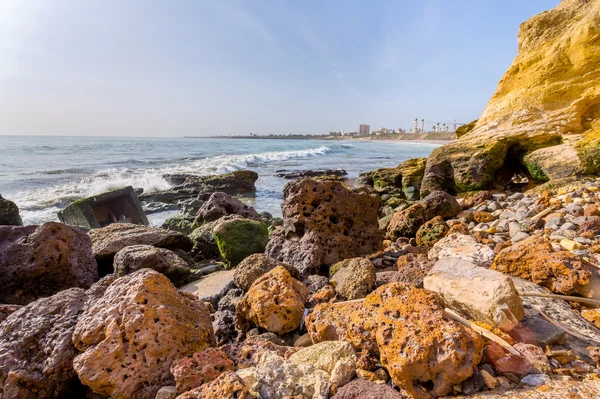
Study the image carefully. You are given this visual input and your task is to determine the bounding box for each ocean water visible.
[0,136,441,226]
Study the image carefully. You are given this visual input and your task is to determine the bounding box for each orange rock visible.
[305,302,361,343]
[446,221,470,236]
[175,372,253,399]
[473,211,496,223]
[307,285,336,307]
[171,348,234,393]
[582,309,600,329]
[584,204,600,217]
[222,337,298,369]
[235,266,308,334]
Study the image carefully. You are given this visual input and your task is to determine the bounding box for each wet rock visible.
[213,217,268,266]
[236,266,308,335]
[175,372,253,399]
[72,269,215,399]
[331,379,408,399]
[89,223,192,261]
[171,348,234,393]
[424,258,524,331]
[266,178,382,277]
[113,245,192,286]
[491,235,598,297]
[189,222,220,261]
[234,253,299,291]
[180,269,235,308]
[346,283,483,398]
[195,192,261,225]
[394,253,436,288]
[415,216,448,246]
[428,232,496,267]
[330,257,376,300]
[306,302,361,343]
[0,222,98,305]
[0,278,112,399]
[236,350,329,399]
[0,195,22,226]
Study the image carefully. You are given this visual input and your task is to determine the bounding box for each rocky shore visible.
[2,1,600,398]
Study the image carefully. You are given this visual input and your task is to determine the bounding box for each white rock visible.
[428,233,496,267]
[521,374,551,387]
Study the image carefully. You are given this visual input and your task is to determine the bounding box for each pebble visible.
[521,374,551,387]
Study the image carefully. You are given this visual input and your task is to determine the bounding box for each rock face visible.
[236,266,308,335]
[89,223,192,260]
[421,0,600,195]
[72,269,215,399]
[345,283,483,398]
[195,192,261,224]
[0,222,98,305]
[266,178,382,277]
[170,348,234,393]
[0,277,113,399]
[330,257,376,300]
[424,258,525,331]
[213,217,269,266]
[233,253,299,291]
[491,235,598,297]
[113,245,192,286]
[0,195,22,226]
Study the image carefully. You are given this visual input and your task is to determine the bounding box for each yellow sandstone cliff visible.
[421,0,600,195]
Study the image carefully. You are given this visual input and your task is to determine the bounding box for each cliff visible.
[421,0,600,195]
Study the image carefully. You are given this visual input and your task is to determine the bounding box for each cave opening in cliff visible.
[495,143,534,190]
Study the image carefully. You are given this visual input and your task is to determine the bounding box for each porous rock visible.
[234,253,299,291]
[415,216,448,246]
[235,266,308,335]
[331,379,408,399]
[72,269,215,399]
[0,222,98,305]
[394,253,436,288]
[170,348,234,393]
[428,232,496,267]
[265,178,382,277]
[305,302,361,344]
[289,340,357,375]
[195,192,261,224]
[330,257,376,300]
[175,372,253,399]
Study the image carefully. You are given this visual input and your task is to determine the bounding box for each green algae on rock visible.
[213,217,269,266]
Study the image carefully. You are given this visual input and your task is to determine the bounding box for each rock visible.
[0,278,112,399]
[303,275,330,297]
[162,215,197,235]
[583,309,600,329]
[155,386,178,399]
[218,288,244,312]
[0,222,98,305]
[507,312,566,346]
[275,169,348,179]
[213,217,268,266]
[305,302,361,343]
[483,342,533,377]
[331,379,408,399]
[113,245,192,286]
[521,373,551,387]
[511,232,531,243]
[365,158,427,200]
[189,222,220,261]
[140,170,258,204]
[234,253,299,291]
[236,266,308,335]
[513,343,551,374]
[289,340,357,375]
[212,310,238,346]
[265,178,382,277]
[222,336,296,370]
[420,190,462,219]
[175,372,253,399]
[424,258,524,331]
[345,283,483,398]
[491,235,598,297]
[0,195,22,226]
[329,359,356,394]
[330,257,376,300]
[428,233,496,267]
[474,211,495,223]
[72,269,215,399]
[421,0,600,195]
[236,351,329,399]
[195,192,261,225]
[89,223,192,261]
[394,253,436,288]
[584,204,600,217]
[0,305,21,324]
[170,348,234,393]
[58,186,148,229]
[180,269,235,308]
[560,238,584,251]
[415,216,448,246]
[580,216,600,236]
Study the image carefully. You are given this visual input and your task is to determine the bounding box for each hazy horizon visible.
[0,0,558,137]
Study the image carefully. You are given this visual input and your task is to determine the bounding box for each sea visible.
[0,136,441,226]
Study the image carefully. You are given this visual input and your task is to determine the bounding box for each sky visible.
[0,0,559,137]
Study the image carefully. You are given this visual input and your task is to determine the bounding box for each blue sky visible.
[0,0,559,136]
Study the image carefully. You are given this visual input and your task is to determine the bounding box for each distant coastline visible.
[185,131,456,142]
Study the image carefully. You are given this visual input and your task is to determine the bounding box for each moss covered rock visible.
[162,215,197,235]
[416,216,448,247]
[455,120,478,139]
[213,218,268,266]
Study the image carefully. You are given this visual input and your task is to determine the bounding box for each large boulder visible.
[424,258,525,331]
[0,222,98,305]
[89,223,192,261]
[72,269,215,399]
[345,283,483,398]
[421,0,600,195]
[213,217,269,266]
[330,257,376,300]
[491,235,599,297]
[0,278,113,399]
[361,158,427,200]
[113,244,193,287]
[233,253,299,291]
[0,195,22,226]
[195,192,261,224]
[236,266,308,335]
[266,178,383,277]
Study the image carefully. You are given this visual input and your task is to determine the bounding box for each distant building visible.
[358,124,370,135]
[376,127,393,135]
